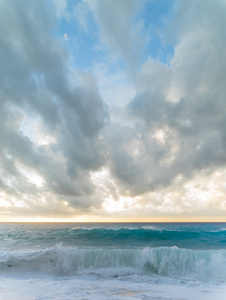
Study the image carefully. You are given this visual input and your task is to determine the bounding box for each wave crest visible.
[1,246,226,281]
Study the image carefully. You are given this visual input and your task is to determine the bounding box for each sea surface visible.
[1,222,226,299]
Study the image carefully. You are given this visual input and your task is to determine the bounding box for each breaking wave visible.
[1,245,226,281]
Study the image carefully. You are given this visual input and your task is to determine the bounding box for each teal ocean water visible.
[0,222,226,282]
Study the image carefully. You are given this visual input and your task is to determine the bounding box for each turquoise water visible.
[0,222,226,281]
[1,222,226,250]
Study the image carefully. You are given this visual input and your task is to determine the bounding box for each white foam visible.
[0,276,226,300]
[1,246,226,282]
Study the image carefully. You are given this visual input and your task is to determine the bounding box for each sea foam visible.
[1,245,226,281]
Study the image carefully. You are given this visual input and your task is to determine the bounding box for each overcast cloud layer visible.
[1,0,226,221]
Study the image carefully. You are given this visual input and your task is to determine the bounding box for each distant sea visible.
[1,222,226,299]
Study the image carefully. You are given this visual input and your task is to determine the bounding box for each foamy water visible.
[1,222,226,299]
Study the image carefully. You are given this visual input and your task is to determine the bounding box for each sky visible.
[1,0,226,222]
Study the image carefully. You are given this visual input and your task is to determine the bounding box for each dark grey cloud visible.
[0,0,108,217]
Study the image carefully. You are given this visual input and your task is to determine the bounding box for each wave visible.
[68,227,200,241]
[64,227,226,249]
[1,246,226,281]
[2,226,226,250]
[68,226,226,235]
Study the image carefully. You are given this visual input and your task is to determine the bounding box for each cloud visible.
[105,0,226,209]
[85,0,144,73]
[0,0,108,218]
[1,0,226,220]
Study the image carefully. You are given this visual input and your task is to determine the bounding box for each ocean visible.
[0,222,226,299]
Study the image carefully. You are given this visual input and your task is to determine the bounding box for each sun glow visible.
[102,195,141,212]
[0,192,11,207]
